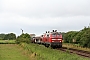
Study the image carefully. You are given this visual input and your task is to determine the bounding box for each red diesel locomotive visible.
[31,30,63,48]
[41,30,63,48]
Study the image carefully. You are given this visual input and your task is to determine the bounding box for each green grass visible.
[0,43,89,60]
[0,40,16,44]
[0,44,30,60]
[20,43,90,60]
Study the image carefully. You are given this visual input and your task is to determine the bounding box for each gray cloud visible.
[0,0,90,36]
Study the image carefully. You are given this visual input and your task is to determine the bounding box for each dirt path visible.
[0,44,30,60]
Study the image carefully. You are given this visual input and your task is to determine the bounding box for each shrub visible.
[16,33,31,44]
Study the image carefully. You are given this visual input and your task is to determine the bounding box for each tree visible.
[63,26,90,48]
[0,34,5,40]
[4,33,16,40]
[64,31,78,43]
[16,33,31,44]
[79,28,90,47]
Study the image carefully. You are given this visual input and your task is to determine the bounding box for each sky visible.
[0,0,90,36]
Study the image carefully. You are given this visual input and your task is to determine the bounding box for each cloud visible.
[0,0,90,36]
[2,0,90,17]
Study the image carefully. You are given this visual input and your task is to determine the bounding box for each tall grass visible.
[63,43,90,52]
[20,43,90,60]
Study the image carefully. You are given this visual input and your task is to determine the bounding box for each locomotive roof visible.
[43,32,61,35]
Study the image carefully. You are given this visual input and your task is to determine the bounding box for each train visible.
[31,30,63,48]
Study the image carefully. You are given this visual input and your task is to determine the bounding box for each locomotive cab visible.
[43,30,63,48]
[50,32,62,48]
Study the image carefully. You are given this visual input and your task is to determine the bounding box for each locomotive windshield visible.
[52,33,61,37]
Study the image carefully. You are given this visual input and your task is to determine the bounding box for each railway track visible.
[57,47,90,58]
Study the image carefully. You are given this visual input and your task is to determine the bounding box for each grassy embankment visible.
[63,43,90,52]
[19,43,90,60]
[0,40,90,60]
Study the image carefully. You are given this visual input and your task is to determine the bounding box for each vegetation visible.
[0,26,90,60]
[63,26,90,48]
[0,34,5,40]
[0,33,16,40]
[16,33,31,44]
[63,43,90,52]
[0,40,16,44]
[19,43,90,60]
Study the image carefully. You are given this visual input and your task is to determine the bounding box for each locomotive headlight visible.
[58,39,61,40]
[52,41,54,42]
[52,39,56,40]
[60,41,62,42]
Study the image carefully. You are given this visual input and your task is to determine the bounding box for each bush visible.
[16,33,31,44]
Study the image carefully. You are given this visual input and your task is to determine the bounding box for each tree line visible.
[0,32,31,44]
[63,26,90,48]
[0,33,16,40]
[0,26,90,48]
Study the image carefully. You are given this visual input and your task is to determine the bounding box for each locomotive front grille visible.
[51,42,62,46]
